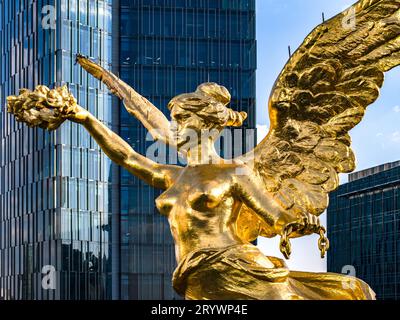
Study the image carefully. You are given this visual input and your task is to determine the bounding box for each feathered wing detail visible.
[236,0,400,242]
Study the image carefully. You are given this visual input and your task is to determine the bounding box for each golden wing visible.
[236,0,400,248]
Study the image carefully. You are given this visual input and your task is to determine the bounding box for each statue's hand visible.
[285,212,322,238]
[6,85,81,130]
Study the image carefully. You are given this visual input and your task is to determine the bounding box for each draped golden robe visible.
[173,244,375,300]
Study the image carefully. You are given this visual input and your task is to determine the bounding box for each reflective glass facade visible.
[0,0,256,300]
[327,162,400,300]
[118,0,256,299]
[0,0,114,299]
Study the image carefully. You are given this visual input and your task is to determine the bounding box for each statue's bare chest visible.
[156,165,235,216]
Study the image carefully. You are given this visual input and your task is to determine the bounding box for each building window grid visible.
[0,0,256,300]
[328,166,400,300]
[0,0,114,300]
[118,1,255,300]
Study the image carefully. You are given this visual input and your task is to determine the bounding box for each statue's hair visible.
[167,83,247,127]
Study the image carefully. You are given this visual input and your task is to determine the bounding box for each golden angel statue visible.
[6,0,400,300]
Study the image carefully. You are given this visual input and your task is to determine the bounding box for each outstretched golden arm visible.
[76,55,180,152]
[6,85,180,190]
[73,107,179,189]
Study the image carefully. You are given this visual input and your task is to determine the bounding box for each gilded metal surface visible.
[6,0,400,300]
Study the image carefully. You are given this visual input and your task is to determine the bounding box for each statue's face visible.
[171,106,218,149]
[171,106,202,148]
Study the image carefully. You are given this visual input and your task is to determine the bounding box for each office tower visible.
[0,0,114,299]
[327,161,400,300]
[0,0,256,300]
[117,0,257,299]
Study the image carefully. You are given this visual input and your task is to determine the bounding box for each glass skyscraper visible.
[118,0,256,300]
[0,0,114,299]
[327,161,400,300]
[0,0,256,300]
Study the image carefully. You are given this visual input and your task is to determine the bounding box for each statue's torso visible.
[155,164,273,268]
[155,164,245,261]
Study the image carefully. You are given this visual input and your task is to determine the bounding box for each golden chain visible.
[279,225,292,260]
[279,225,330,260]
[318,227,330,259]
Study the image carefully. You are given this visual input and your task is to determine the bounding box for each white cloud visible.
[256,124,269,144]
[393,105,400,113]
[391,131,400,143]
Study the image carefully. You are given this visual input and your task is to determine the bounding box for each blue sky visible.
[255,0,400,271]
